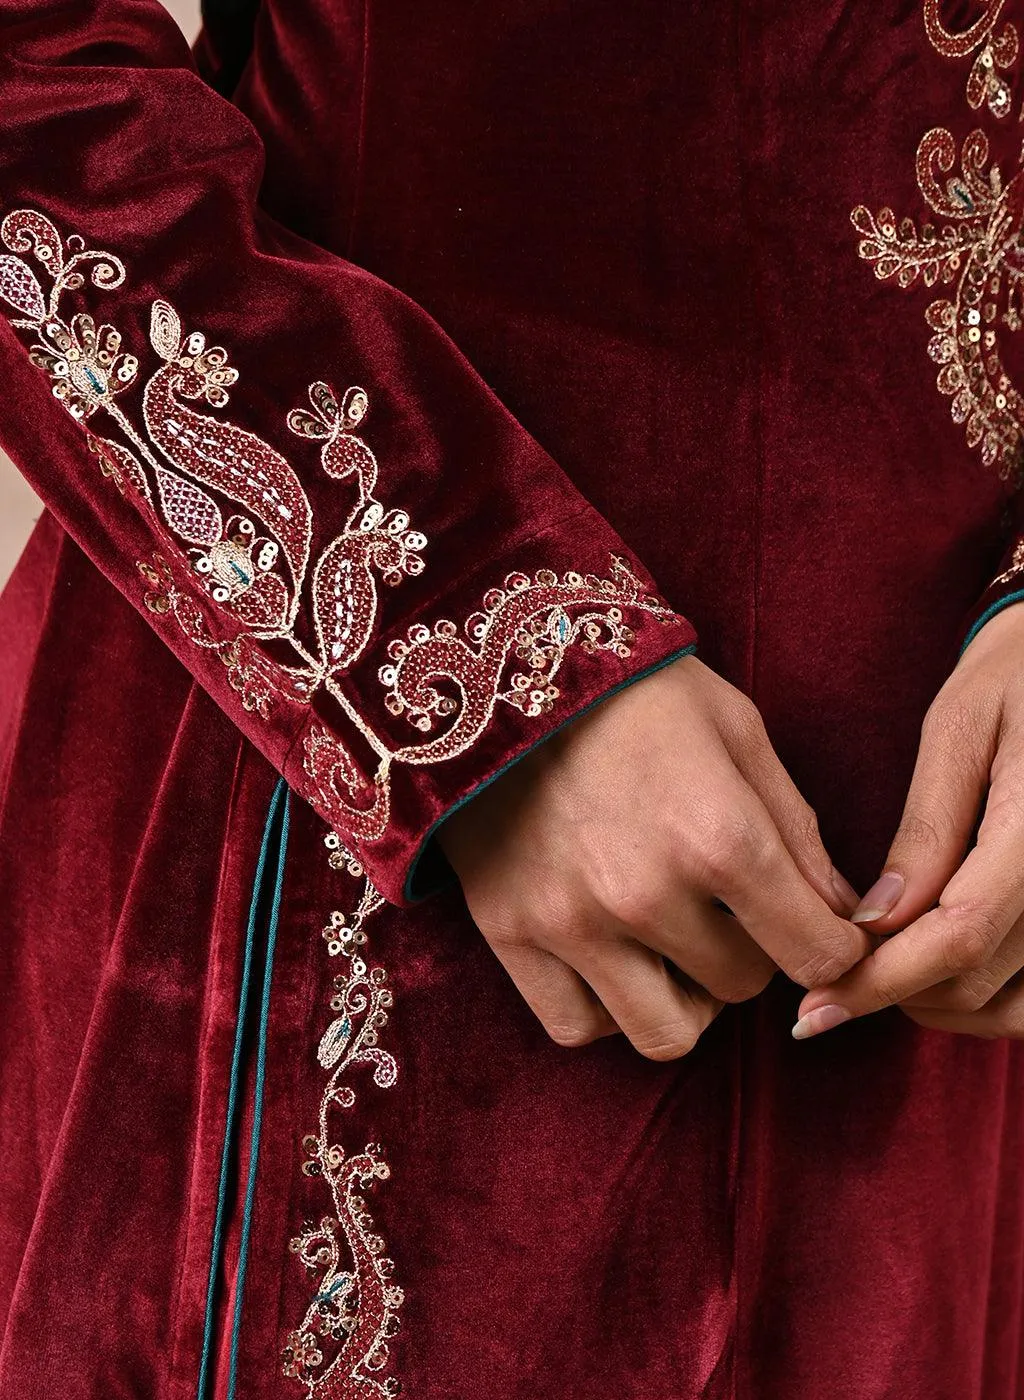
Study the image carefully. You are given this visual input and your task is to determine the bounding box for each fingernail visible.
[831,868,860,912]
[850,870,904,924]
[792,1004,853,1041]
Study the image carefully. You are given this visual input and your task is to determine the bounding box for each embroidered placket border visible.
[229,780,290,1397]
[197,776,291,1400]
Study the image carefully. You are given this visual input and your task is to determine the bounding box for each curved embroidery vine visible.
[0,208,688,1393]
[0,206,680,875]
[282,888,401,1398]
[0,207,425,714]
[851,0,1024,487]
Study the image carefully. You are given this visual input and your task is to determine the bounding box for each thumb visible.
[851,698,994,933]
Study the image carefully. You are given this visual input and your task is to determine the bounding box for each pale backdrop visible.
[0,0,202,589]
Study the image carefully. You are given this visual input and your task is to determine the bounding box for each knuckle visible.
[529,888,594,949]
[921,695,976,746]
[919,696,953,742]
[728,692,766,742]
[471,901,526,949]
[982,789,1024,843]
[894,808,947,859]
[794,800,823,851]
[544,1018,603,1049]
[552,915,601,955]
[867,969,907,1010]
[631,1023,701,1061]
[711,964,775,1004]
[921,689,997,761]
[481,891,590,955]
[696,813,776,888]
[948,971,1000,1013]
[593,873,663,932]
[788,935,860,990]
[939,906,1004,975]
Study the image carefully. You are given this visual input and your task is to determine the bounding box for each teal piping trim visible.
[402,641,699,902]
[959,588,1024,660]
[195,777,289,1400]
[227,781,290,1399]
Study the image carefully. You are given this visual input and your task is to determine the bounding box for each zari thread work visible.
[0,207,681,882]
[852,0,1024,493]
[0,206,686,1397]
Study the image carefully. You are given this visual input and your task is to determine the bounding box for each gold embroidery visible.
[994,535,1024,581]
[0,207,681,871]
[0,208,690,1396]
[282,891,402,1398]
[851,1,1024,486]
[304,557,666,874]
[924,0,1019,115]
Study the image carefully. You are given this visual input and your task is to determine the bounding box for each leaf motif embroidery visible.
[0,206,692,1399]
[282,895,403,1399]
[852,1,1024,485]
[0,255,46,321]
[153,464,223,545]
[0,206,679,883]
[144,299,313,593]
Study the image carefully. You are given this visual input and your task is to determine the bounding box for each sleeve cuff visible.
[284,541,699,905]
[400,638,699,902]
[954,513,1024,664]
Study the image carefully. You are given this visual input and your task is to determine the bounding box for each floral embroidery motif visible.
[0,207,680,872]
[851,0,1024,486]
[306,558,664,873]
[282,892,401,1398]
[924,0,1019,116]
[0,207,688,1395]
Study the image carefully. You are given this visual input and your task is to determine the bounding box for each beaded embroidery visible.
[851,0,1024,486]
[0,207,681,873]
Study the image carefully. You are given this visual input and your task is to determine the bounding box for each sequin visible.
[852,3,1024,486]
[283,891,402,1398]
[0,206,691,1397]
[0,207,683,873]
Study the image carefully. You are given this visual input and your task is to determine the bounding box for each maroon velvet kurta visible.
[4,1,1024,1395]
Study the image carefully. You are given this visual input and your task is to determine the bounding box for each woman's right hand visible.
[438,653,869,1059]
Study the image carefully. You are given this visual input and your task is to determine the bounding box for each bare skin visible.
[794,601,1024,1042]
[439,653,870,1060]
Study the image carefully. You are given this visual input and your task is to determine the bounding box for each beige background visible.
[0,0,202,589]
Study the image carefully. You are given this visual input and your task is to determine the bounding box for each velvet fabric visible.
[3,1,1024,1396]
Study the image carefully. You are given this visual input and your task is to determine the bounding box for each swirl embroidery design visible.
[0,207,685,1395]
[852,0,1024,488]
[0,206,680,884]
[281,887,403,1398]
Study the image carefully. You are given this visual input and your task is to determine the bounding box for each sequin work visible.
[0,207,682,876]
[281,892,401,1398]
[0,206,687,1398]
[852,0,1024,487]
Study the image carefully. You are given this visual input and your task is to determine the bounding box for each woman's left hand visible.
[792,600,1024,1041]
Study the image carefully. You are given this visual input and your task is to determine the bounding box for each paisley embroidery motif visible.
[924,0,1019,115]
[0,207,680,873]
[282,890,401,1398]
[0,207,689,1394]
[851,1,1024,486]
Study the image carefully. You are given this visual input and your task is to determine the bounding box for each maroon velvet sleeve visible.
[0,0,697,903]
[952,489,1024,665]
